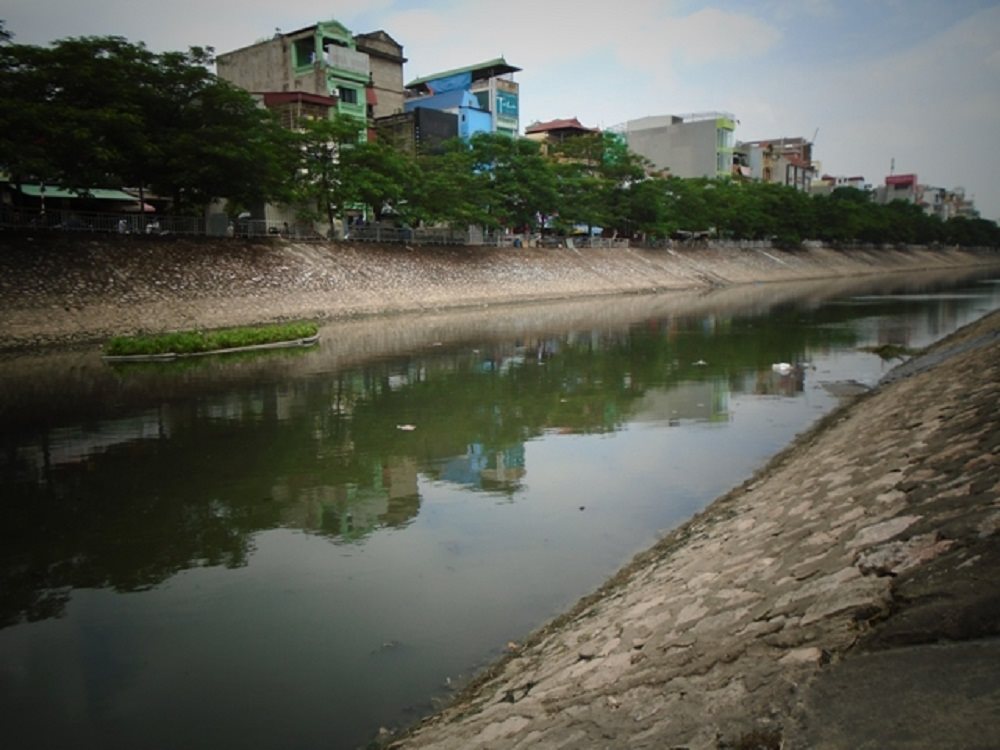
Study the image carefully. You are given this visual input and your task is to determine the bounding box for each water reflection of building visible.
[433,443,526,493]
[274,456,420,540]
[630,381,731,424]
[15,410,170,474]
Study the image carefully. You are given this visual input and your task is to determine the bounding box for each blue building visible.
[405,57,521,137]
[404,89,492,141]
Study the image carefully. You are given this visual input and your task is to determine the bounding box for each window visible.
[293,38,315,68]
[338,87,358,105]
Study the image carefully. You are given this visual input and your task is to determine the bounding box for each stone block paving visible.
[391,311,1000,749]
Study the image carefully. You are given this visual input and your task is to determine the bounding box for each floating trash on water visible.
[693,359,708,366]
[771,362,794,375]
[396,424,417,431]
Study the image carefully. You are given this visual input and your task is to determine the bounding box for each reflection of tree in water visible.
[0,306,866,628]
[0,395,423,628]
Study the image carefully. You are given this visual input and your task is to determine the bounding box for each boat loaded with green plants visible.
[103,321,320,360]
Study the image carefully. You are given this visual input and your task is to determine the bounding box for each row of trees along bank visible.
[2,26,998,248]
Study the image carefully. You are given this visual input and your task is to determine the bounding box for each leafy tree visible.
[546,133,613,233]
[813,187,871,244]
[341,139,421,223]
[0,35,154,189]
[598,133,653,236]
[292,115,366,232]
[943,215,999,247]
[661,177,714,235]
[0,31,295,214]
[622,176,671,239]
[411,139,489,227]
[149,48,296,213]
[467,133,558,231]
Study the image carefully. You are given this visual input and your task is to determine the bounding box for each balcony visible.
[326,46,370,79]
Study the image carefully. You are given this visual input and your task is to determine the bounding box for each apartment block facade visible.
[610,113,735,178]
[376,108,459,155]
[874,174,979,220]
[216,20,405,128]
[737,137,815,192]
[354,31,407,119]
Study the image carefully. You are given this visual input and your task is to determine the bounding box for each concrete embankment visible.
[0,233,997,350]
[387,310,1000,749]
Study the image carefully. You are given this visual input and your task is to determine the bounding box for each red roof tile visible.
[525,117,595,134]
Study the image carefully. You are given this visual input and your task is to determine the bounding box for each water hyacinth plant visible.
[105,322,318,356]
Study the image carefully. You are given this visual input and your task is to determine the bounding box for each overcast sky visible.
[5,0,999,219]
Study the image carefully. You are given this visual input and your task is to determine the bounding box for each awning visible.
[17,184,142,201]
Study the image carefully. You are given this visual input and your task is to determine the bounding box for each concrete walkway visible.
[389,310,1000,749]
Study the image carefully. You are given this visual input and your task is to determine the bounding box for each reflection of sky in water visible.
[2,273,999,750]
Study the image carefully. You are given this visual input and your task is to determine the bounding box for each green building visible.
[216,20,405,129]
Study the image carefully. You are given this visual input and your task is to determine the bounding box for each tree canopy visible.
[0,30,294,213]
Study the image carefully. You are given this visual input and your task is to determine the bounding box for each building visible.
[873,174,979,220]
[809,174,870,197]
[939,187,979,220]
[376,108,458,155]
[405,58,521,137]
[610,113,736,179]
[738,137,816,192]
[874,173,920,206]
[354,31,407,119]
[524,117,597,144]
[403,89,492,141]
[524,117,599,155]
[216,20,405,128]
[214,20,408,235]
[253,91,338,130]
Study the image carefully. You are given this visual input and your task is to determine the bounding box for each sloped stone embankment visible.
[0,233,996,349]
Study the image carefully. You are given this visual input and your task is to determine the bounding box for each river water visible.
[1,269,998,749]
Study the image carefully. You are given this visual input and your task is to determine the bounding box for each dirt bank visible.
[385,308,1000,750]
[0,232,997,350]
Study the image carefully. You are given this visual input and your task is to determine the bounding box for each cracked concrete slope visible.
[390,310,1000,749]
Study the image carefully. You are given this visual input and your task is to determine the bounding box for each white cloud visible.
[744,5,1000,217]
[652,7,781,66]
[2,0,391,53]
[765,0,837,22]
[392,1,779,83]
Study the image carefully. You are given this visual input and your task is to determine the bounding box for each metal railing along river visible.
[1,206,644,249]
